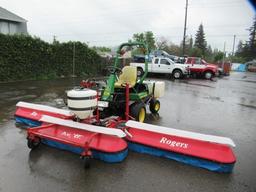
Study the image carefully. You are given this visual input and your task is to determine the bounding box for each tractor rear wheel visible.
[130,103,146,123]
[150,99,160,114]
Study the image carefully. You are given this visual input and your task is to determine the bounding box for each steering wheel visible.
[106,66,123,75]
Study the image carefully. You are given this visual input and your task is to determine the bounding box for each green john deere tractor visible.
[99,42,160,122]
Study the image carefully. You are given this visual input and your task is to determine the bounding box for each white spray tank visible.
[143,80,165,98]
[67,88,97,119]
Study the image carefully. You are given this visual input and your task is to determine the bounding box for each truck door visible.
[189,58,205,73]
[186,57,193,67]
[148,57,153,72]
[193,58,206,72]
[158,58,172,73]
[152,58,160,73]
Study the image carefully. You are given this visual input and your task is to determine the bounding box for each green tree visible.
[190,47,203,57]
[188,36,193,51]
[92,46,111,52]
[168,43,182,56]
[213,51,224,62]
[145,31,156,52]
[235,40,244,57]
[204,45,213,61]
[235,16,256,61]
[133,33,145,43]
[236,40,252,60]
[0,33,102,82]
[182,35,193,56]
[132,31,156,52]
[248,16,256,59]
[194,24,207,56]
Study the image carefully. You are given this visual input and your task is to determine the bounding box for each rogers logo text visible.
[160,137,188,149]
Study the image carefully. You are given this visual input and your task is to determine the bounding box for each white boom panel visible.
[126,120,235,147]
[16,101,73,117]
[40,115,126,138]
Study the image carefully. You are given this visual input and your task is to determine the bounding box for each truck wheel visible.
[130,103,146,122]
[172,70,182,79]
[137,67,144,78]
[204,71,213,79]
[150,99,160,114]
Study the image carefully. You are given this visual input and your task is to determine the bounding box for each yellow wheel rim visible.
[139,108,146,122]
[155,103,160,111]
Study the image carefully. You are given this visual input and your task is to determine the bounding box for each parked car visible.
[246,60,256,72]
[130,56,189,79]
[185,57,218,79]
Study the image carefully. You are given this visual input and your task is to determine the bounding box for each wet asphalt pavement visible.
[0,72,256,192]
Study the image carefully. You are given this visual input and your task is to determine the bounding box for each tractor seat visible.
[115,66,137,88]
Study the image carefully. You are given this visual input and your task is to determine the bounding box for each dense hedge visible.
[0,34,104,82]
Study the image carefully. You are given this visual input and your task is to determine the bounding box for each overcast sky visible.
[1,0,255,53]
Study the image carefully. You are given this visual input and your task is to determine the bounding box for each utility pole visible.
[182,0,188,56]
[72,42,76,77]
[232,35,236,56]
[222,41,226,69]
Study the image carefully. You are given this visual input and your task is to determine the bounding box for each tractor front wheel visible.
[150,99,160,114]
[130,103,146,123]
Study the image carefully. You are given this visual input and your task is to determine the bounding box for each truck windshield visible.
[201,59,207,64]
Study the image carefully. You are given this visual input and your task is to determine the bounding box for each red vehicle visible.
[185,57,218,79]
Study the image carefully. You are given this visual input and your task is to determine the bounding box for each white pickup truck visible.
[130,57,189,79]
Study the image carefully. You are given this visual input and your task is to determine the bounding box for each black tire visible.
[27,138,40,150]
[137,67,144,78]
[130,103,146,122]
[150,99,160,114]
[204,71,213,79]
[83,156,91,169]
[172,69,182,79]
